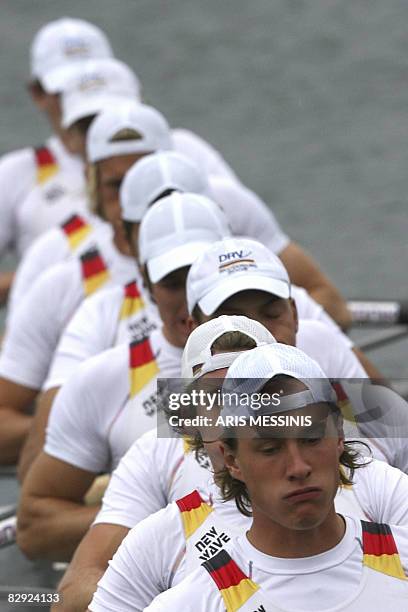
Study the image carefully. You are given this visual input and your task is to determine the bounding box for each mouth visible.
[283,487,322,503]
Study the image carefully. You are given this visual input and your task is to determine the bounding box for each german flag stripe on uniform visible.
[129,338,158,397]
[34,145,59,184]
[332,381,355,423]
[203,549,260,612]
[176,490,213,539]
[362,521,406,580]
[80,248,110,296]
[61,214,92,250]
[119,280,144,320]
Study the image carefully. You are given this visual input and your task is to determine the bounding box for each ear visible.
[220,442,244,482]
[289,297,298,333]
[27,81,47,109]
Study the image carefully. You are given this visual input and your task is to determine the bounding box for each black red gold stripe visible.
[119,280,144,320]
[362,521,406,580]
[34,145,58,184]
[129,338,158,397]
[203,549,260,611]
[80,248,110,295]
[176,490,213,539]
[332,381,355,423]
[61,214,92,250]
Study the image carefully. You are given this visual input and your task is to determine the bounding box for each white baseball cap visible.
[86,102,172,163]
[120,151,211,223]
[61,58,141,128]
[187,237,291,316]
[181,315,276,380]
[139,192,231,283]
[30,17,113,93]
[221,343,337,420]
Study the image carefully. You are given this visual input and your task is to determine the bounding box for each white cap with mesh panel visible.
[187,237,291,316]
[181,315,276,380]
[86,102,172,163]
[120,151,212,223]
[221,343,337,420]
[139,192,231,283]
[61,58,141,128]
[30,17,113,93]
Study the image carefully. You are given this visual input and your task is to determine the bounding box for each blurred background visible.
[0,0,408,601]
[1,0,407,373]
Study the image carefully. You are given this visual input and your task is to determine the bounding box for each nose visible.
[285,440,312,482]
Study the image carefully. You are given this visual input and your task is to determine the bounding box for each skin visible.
[0,82,79,304]
[16,453,99,561]
[223,383,346,558]
[190,290,299,346]
[0,381,38,464]
[97,153,148,255]
[17,265,191,561]
[28,81,80,155]
[53,366,229,612]
[16,151,148,479]
[279,241,352,330]
[147,267,191,349]
[189,289,381,379]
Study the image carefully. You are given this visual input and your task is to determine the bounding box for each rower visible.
[145,344,408,611]
[16,192,230,560]
[0,18,113,303]
[72,319,408,612]
[0,101,171,466]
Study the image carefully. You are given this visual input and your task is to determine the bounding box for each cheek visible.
[100,193,120,220]
[260,317,294,344]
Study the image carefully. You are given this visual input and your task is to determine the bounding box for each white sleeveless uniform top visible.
[178,482,368,575]
[174,493,408,612]
[198,519,408,611]
[15,137,86,254]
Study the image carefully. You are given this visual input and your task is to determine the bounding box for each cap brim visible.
[40,64,84,94]
[62,94,135,128]
[147,242,211,284]
[198,275,290,316]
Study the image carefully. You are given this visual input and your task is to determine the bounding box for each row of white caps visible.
[137,190,291,312]
[30,18,147,134]
[30,17,114,93]
[180,315,335,417]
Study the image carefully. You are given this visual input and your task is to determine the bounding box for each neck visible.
[162,325,185,349]
[113,229,132,256]
[247,507,345,558]
[57,129,75,153]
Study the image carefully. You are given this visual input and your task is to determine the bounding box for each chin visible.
[291,503,331,531]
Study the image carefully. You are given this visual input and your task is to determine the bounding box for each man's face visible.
[150,267,190,347]
[223,383,343,531]
[196,290,298,346]
[97,153,148,228]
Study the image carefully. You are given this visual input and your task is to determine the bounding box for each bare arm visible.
[0,270,15,305]
[279,241,352,330]
[17,452,98,561]
[52,523,130,612]
[0,377,37,464]
[18,386,59,482]
[352,347,383,380]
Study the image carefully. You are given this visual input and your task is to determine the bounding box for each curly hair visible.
[215,436,372,517]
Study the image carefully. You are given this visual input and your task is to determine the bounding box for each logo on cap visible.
[78,74,106,91]
[64,38,91,57]
[218,250,256,275]
[218,250,252,263]
[109,128,144,142]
